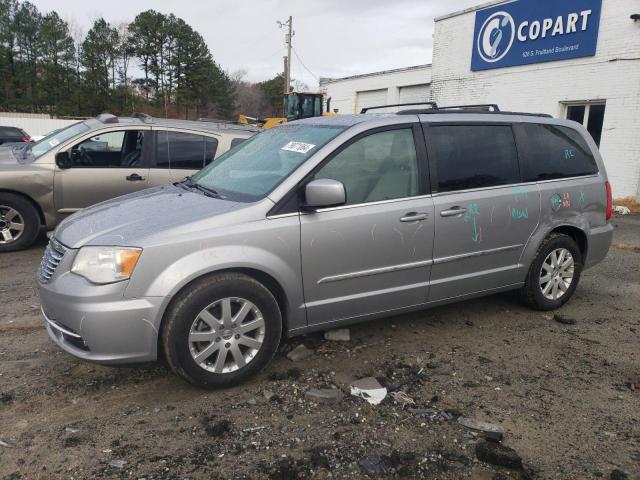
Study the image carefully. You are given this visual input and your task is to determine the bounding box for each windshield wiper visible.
[176,176,222,198]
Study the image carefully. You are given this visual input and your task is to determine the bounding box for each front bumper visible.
[38,270,164,365]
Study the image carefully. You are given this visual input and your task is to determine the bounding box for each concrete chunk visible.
[324,328,351,342]
[305,388,344,404]
[286,344,313,362]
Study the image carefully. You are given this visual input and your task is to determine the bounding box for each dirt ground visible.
[1,217,639,480]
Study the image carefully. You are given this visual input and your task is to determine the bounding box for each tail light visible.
[605,181,612,221]
[21,136,30,142]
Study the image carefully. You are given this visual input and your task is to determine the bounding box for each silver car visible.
[37,105,613,387]
[0,113,258,251]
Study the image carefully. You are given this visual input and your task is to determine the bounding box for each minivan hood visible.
[55,185,247,249]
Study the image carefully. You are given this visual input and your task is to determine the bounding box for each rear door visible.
[300,124,434,325]
[53,127,151,214]
[147,129,219,186]
[423,121,540,301]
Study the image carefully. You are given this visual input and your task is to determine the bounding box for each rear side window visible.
[204,137,218,166]
[429,125,519,193]
[156,131,216,170]
[0,127,20,136]
[230,137,246,149]
[521,124,598,181]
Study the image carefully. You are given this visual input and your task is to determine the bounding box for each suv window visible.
[521,123,598,181]
[314,128,418,205]
[0,127,22,137]
[70,130,145,168]
[429,125,519,193]
[156,131,217,170]
[230,137,246,149]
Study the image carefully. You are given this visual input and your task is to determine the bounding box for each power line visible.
[292,47,319,82]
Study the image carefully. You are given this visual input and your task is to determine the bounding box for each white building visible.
[320,0,640,199]
[320,64,432,114]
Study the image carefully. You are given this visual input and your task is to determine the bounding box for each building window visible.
[564,102,606,147]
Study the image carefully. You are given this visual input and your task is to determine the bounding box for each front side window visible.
[521,123,598,181]
[69,130,145,168]
[314,128,418,205]
[156,131,216,170]
[429,125,519,193]
[192,124,345,202]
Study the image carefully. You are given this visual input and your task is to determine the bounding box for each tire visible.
[0,193,41,252]
[162,272,282,388]
[521,233,583,310]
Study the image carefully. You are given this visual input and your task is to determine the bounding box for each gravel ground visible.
[0,216,639,480]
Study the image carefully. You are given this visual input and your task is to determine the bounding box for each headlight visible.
[71,247,142,284]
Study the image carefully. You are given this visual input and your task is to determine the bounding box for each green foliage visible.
[0,2,237,119]
[260,74,285,117]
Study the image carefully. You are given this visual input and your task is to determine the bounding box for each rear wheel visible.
[162,273,282,388]
[0,194,40,252]
[522,233,583,310]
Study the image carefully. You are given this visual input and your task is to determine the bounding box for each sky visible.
[31,0,482,89]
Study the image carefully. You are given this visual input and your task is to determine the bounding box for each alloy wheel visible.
[539,248,575,301]
[0,206,25,244]
[188,297,266,373]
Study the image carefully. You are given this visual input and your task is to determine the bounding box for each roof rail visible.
[437,104,500,112]
[360,101,438,114]
[398,110,553,118]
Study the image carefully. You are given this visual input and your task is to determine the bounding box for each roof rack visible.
[360,101,437,114]
[96,113,118,124]
[131,112,153,123]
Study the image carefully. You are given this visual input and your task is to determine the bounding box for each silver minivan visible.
[37,105,614,387]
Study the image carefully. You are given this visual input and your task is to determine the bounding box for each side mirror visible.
[303,178,346,210]
[55,151,72,169]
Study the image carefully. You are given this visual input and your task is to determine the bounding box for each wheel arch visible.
[0,188,46,225]
[549,225,588,261]
[156,267,291,356]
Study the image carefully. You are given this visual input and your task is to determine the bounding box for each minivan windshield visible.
[31,122,90,159]
[191,124,345,202]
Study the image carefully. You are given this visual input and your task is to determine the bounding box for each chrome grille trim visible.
[38,239,67,284]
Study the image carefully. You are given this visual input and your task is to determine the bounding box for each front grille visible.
[38,239,67,283]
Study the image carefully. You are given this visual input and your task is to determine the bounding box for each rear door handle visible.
[440,207,467,217]
[126,173,145,181]
[400,212,429,222]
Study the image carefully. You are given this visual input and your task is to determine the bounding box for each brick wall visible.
[431,0,640,198]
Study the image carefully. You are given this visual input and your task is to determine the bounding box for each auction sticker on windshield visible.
[281,141,316,154]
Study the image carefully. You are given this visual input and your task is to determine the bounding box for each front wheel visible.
[161,273,282,388]
[0,194,41,252]
[521,233,583,310]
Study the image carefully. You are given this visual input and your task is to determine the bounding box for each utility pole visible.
[278,16,293,95]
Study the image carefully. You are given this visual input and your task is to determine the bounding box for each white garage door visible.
[399,84,431,106]
[356,89,388,113]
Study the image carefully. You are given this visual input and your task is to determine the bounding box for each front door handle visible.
[440,206,467,218]
[400,212,429,222]
[126,173,145,181]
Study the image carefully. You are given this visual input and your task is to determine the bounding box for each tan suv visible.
[0,113,258,251]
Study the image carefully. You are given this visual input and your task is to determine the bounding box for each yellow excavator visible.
[238,92,336,129]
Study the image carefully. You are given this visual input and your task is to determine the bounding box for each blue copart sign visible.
[470,0,602,71]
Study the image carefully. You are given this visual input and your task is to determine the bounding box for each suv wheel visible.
[162,273,282,388]
[0,194,40,252]
[522,233,583,310]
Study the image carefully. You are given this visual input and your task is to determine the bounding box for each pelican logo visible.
[477,11,515,63]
